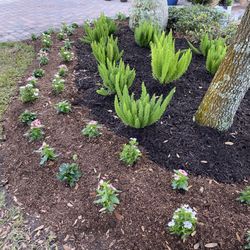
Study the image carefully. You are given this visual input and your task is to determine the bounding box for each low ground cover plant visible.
[237,186,250,205]
[38,49,49,66]
[19,110,37,125]
[58,65,68,77]
[25,119,44,141]
[151,31,192,84]
[168,205,197,240]
[94,180,120,213]
[59,47,74,62]
[91,35,123,65]
[36,142,57,166]
[120,138,141,166]
[52,75,65,94]
[19,84,39,103]
[97,59,135,96]
[82,121,102,138]
[171,169,189,191]
[33,68,45,78]
[114,83,175,128]
[55,100,72,114]
[41,33,52,49]
[63,39,73,50]
[57,32,67,41]
[57,163,82,187]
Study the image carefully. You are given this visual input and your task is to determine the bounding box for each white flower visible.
[183,221,193,229]
[168,220,175,227]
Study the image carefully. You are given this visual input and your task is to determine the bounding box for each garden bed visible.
[0,21,249,249]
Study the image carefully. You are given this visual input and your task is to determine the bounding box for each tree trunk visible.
[194,5,250,131]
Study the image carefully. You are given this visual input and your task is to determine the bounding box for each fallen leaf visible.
[224,141,234,145]
[200,187,204,193]
[236,232,241,242]
[194,242,200,249]
[67,203,73,207]
[114,211,123,221]
[205,243,218,248]
[201,160,208,164]
[34,225,44,232]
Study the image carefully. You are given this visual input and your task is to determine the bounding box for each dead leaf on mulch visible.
[205,242,218,248]
[114,211,123,221]
[224,141,234,145]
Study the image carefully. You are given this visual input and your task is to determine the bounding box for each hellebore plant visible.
[81,121,102,138]
[19,110,37,125]
[171,169,189,191]
[19,84,39,103]
[58,64,68,77]
[25,119,44,141]
[36,142,57,166]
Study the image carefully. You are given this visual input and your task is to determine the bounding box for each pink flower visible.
[178,169,188,176]
[89,120,97,125]
[30,119,43,129]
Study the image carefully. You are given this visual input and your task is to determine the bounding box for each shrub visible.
[151,31,192,84]
[19,84,39,103]
[168,205,197,240]
[41,33,52,48]
[52,75,65,94]
[36,142,57,166]
[57,163,82,187]
[59,47,74,62]
[38,49,49,66]
[91,35,123,65]
[94,180,120,213]
[26,76,38,86]
[33,68,45,78]
[19,110,37,125]
[58,65,68,77]
[171,169,189,191]
[82,14,116,44]
[55,100,72,114]
[134,21,160,48]
[237,186,250,205]
[120,138,141,166]
[25,119,44,141]
[82,121,102,138]
[97,59,135,96]
[114,83,175,128]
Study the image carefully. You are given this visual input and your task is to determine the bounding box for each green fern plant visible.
[151,31,192,84]
[91,35,124,65]
[82,14,116,44]
[206,43,227,75]
[134,21,160,48]
[97,59,136,96]
[114,82,175,128]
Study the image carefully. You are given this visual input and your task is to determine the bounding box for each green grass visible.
[0,42,34,137]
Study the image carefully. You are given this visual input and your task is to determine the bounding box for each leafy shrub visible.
[171,169,189,191]
[134,21,160,48]
[58,65,68,77]
[52,75,65,94]
[19,110,37,125]
[59,47,74,62]
[91,35,123,65]
[120,138,141,166]
[94,180,120,213]
[151,31,192,84]
[237,186,250,205]
[33,68,45,78]
[38,49,49,66]
[55,100,72,114]
[82,121,102,138]
[41,33,52,48]
[36,142,57,166]
[19,84,39,103]
[168,205,197,240]
[114,83,175,128]
[57,163,82,187]
[82,14,116,44]
[25,119,44,141]
[97,59,135,96]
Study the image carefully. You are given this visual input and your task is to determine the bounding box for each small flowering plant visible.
[58,64,68,77]
[55,100,72,114]
[94,180,120,213]
[57,163,82,187]
[61,23,75,36]
[168,204,197,240]
[120,138,141,166]
[171,169,189,191]
[59,47,74,62]
[33,68,45,78]
[19,84,39,103]
[36,142,57,166]
[38,49,49,66]
[41,33,52,48]
[237,186,250,205]
[19,110,37,125]
[52,75,65,94]
[57,32,66,41]
[63,38,73,50]
[81,121,102,138]
[27,76,38,86]
[25,119,44,141]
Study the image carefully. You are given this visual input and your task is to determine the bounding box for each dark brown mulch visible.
[74,24,250,183]
[0,24,249,250]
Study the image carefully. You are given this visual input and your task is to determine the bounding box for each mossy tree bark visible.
[194,5,250,131]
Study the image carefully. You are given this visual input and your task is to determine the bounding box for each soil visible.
[0,22,249,250]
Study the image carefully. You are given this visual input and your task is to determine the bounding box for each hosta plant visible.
[171,169,189,191]
[33,68,45,78]
[19,110,37,125]
[168,205,197,240]
[41,33,52,48]
[19,84,39,103]
[36,142,57,166]
[59,47,74,62]
[151,31,192,84]
[27,76,38,86]
[25,119,44,141]
[134,21,160,48]
[55,100,72,114]
[38,49,49,66]
[57,163,82,187]
[94,180,120,213]
[82,121,102,138]
[52,75,65,94]
[97,59,135,96]
[114,83,175,128]
[91,35,123,65]
[237,186,250,205]
[82,14,116,44]
[120,138,141,166]
[58,64,68,77]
